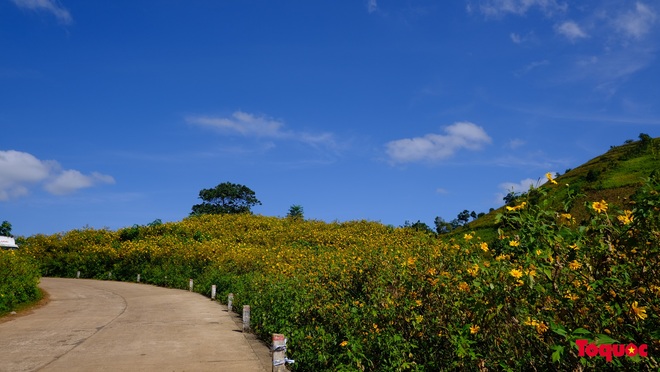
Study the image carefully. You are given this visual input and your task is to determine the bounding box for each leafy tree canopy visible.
[191,182,261,216]
[0,220,12,236]
[287,205,304,220]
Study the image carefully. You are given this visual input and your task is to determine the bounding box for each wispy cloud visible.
[385,122,492,164]
[367,0,378,14]
[506,138,526,149]
[186,111,336,148]
[555,21,588,42]
[475,1,659,96]
[495,175,549,204]
[0,150,114,200]
[515,59,550,76]
[613,2,657,40]
[11,0,73,24]
[476,0,567,18]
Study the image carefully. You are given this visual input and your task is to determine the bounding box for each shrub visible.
[0,250,41,314]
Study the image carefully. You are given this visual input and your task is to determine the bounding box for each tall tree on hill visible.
[287,205,304,220]
[0,220,12,236]
[190,182,261,216]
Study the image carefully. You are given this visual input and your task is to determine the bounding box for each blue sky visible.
[2,0,659,236]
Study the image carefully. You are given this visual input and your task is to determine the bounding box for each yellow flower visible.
[631,301,647,320]
[509,240,520,247]
[592,200,608,213]
[560,213,572,220]
[340,340,349,347]
[464,233,473,241]
[568,260,582,270]
[568,243,579,250]
[467,264,479,277]
[506,202,527,212]
[495,254,508,261]
[546,172,558,185]
[564,292,579,301]
[510,269,523,279]
[480,242,489,252]
[458,282,470,292]
[469,324,480,334]
[536,322,549,334]
[617,210,634,225]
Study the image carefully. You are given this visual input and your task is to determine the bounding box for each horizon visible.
[2,1,660,236]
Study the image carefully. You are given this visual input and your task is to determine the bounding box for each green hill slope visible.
[462,134,660,242]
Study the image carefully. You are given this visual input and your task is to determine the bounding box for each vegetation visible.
[0,220,12,236]
[287,204,304,220]
[7,135,660,369]
[0,250,41,315]
[190,182,261,215]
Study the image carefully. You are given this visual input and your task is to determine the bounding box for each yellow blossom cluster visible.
[506,202,527,212]
[524,317,549,334]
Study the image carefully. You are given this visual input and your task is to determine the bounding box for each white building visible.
[0,236,19,249]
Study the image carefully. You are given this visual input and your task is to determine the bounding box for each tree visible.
[190,182,261,216]
[434,216,453,234]
[403,220,434,234]
[287,205,304,220]
[0,221,12,236]
[457,210,471,226]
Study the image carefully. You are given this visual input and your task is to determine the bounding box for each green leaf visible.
[594,334,619,345]
[541,268,552,280]
[571,328,591,336]
[551,345,564,363]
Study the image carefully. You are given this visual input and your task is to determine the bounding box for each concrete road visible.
[0,278,271,372]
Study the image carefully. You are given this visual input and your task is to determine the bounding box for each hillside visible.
[12,134,660,370]
[462,134,660,241]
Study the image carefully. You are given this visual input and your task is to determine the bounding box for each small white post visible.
[108,272,112,279]
[189,278,193,292]
[76,271,80,279]
[242,305,251,332]
[228,293,234,312]
[137,274,141,283]
[272,334,286,372]
[272,334,294,371]
[211,285,216,300]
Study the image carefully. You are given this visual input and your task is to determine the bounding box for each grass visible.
[451,136,660,243]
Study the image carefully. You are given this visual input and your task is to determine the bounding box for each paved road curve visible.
[0,278,271,372]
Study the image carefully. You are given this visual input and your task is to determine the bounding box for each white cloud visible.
[510,32,522,43]
[555,21,588,42]
[186,111,336,148]
[44,170,114,195]
[0,150,114,200]
[614,2,657,40]
[495,176,549,204]
[11,0,73,24]
[385,122,492,163]
[188,111,284,138]
[367,0,378,14]
[478,0,567,18]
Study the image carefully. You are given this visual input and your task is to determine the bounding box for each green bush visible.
[0,250,41,314]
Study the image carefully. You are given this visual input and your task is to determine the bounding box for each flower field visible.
[17,175,660,370]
